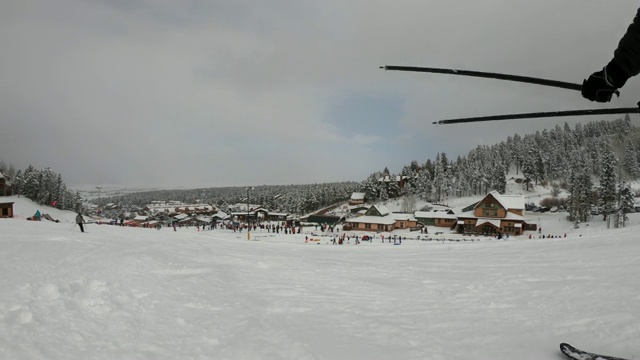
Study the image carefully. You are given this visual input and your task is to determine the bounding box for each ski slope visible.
[1,196,639,359]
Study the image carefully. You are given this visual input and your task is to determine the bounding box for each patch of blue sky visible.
[324,93,405,142]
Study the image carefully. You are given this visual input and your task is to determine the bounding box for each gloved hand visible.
[582,60,628,102]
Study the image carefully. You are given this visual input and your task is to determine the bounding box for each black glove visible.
[582,60,628,102]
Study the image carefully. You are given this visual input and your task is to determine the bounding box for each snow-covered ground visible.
[1,195,639,360]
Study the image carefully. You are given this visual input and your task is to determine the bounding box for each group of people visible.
[305,233,406,245]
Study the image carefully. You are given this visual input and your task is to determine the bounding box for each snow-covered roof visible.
[173,213,189,220]
[371,205,390,216]
[212,211,229,219]
[349,215,396,225]
[134,215,148,221]
[475,219,501,228]
[503,212,524,221]
[268,212,288,216]
[232,203,262,211]
[456,209,475,218]
[176,205,214,211]
[392,213,416,221]
[351,192,365,200]
[149,200,183,206]
[146,203,214,213]
[488,191,525,210]
[414,211,457,220]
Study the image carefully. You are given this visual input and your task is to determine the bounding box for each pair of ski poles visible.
[69,223,87,231]
[380,65,639,124]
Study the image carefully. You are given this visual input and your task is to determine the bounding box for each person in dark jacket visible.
[582,17,638,357]
[76,213,85,233]
[583,7,640,102]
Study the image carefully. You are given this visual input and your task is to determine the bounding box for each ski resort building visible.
[346,204,418,232]
[232,207,289,222]
[454,191,526,236]
[142,203,216,216]
[414,209,458,228]
[349,192,366,206]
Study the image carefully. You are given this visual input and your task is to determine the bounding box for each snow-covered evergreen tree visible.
[432,153,445,202]
[616,181,635,228]
[415,168,431,201]
[622,141,640,178]
[362,172,380,201]
[490,162,507,193]
[599,143,618,226]
[12,170,23,196]
[567,152,592,223]
[379,183,389,201]
[400,164,417,196]
[388,176,400,198]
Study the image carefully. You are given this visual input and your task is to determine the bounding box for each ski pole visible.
[433,105,640,125]
[380,65,620,96]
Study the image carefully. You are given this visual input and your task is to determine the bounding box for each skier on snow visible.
[76,212,85,233]
[582,6,640,102]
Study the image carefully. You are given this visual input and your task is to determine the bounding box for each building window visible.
[482,209,497,217]
[365,223,372,229]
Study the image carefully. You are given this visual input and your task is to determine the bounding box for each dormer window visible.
[482,208,498,217]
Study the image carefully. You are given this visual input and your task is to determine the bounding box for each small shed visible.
[0,202,14,218]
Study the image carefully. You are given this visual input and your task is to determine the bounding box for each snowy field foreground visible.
[1,198,640,359]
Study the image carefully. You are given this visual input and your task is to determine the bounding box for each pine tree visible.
[415,169,431,201]
[12,170,23,196]
[432,153,445,202]
[616,181,635,228]
[491,162,507,193]
[387,174,400,198]
[379,184,389,201]
[623,142,639,178]
[22,166,39,200]
[362,173,380,201]
[400,165,417,196]
[567,152,593,223]
[599,144,618,226]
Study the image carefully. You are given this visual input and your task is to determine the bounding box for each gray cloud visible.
[1,0,639,187]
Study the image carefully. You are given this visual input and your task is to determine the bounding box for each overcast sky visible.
[1,0,639,188]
